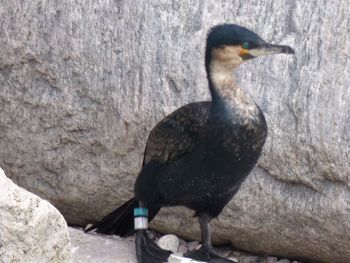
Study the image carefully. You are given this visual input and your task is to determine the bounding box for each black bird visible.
[85,24,294,262]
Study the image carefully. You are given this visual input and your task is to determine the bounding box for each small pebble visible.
[177,244,188,255]
[187,240,200,251]
[84,224,93,231]
[240,256,260,263]
[215,246,231,258]
[232,251,241,257]
[157,234,180,253]
[228,256,239,262]
[266,257,278,263]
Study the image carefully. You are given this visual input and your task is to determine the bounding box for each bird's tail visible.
[84,197,161,237]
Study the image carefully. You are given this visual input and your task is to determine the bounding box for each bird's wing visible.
[143,101,211,165]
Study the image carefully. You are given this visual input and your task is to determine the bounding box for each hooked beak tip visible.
[282,45,295,55]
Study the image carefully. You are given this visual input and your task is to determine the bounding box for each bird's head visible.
[205,24,294,71]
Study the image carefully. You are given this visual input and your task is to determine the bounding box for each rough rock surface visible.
[0,167,71,263]
[70,227,136,263]
[0,1,349,263]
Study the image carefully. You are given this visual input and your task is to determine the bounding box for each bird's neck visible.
[207,59,259,123]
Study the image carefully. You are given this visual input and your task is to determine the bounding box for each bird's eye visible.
[242,42,249,49]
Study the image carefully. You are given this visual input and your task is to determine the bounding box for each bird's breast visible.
[205,107,267,166]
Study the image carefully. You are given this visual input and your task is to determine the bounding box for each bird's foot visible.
[135,230,172,263]
[184,246,237,263]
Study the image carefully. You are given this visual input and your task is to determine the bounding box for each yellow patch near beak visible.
[239,48,249,56]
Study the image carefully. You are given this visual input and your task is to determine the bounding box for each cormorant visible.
[85,24,294,263]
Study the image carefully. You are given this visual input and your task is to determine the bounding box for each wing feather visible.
[143,101,211,165]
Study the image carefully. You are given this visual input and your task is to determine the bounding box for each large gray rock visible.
[0,168,71,263]
[0,1,349,263]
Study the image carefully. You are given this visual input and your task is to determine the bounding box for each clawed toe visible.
[184,246,210,261]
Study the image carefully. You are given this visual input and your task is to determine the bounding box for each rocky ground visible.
[70,227,136,263]
[71,227,302,263]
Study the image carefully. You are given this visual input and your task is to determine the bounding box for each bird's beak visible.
[248,43,295,58]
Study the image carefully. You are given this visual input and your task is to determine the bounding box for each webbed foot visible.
[135,230,172,263]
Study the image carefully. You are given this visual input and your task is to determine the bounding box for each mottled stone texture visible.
[0,1,349,263]
[0,168,71,263]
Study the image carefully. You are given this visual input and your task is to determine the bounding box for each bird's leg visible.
[184,214,212,261]
[199,213,213,251]
[184,213,237,263]
[134,202,171,263]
